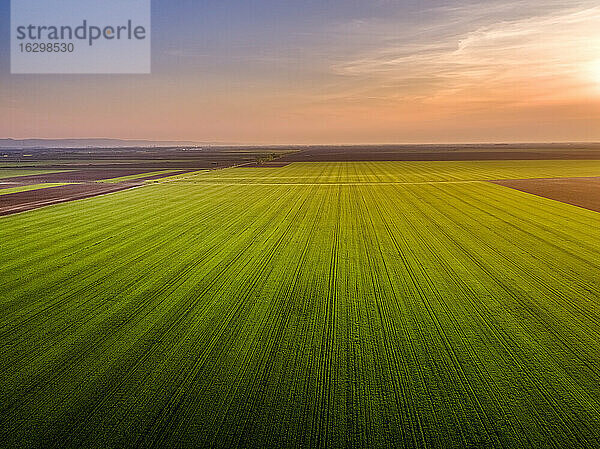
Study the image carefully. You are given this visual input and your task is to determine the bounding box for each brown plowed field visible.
[276,146,600,162]
[0,147,292,171]
[491,177,600,213]
[0,183,139,216]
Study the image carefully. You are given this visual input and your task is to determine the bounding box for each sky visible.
[1,0,600,144]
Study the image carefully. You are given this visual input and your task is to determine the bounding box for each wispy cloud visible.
[329,3,600,107]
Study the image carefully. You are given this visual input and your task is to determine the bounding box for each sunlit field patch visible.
[1,161,599,447]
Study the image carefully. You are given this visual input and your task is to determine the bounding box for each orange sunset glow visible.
[1,2,600,143]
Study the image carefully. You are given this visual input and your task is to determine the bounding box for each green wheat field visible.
[1,161,600,448]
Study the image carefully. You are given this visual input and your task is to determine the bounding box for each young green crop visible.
[0,161,599,448]
[0,169,72,179]
[0,183,70,195]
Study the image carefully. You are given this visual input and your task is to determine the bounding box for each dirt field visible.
[491,177,600,213]
[275,144,600,162]
[0,183,140,216]
[0,147,292,171]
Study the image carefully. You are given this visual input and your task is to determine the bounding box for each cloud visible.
[327,3,600,107]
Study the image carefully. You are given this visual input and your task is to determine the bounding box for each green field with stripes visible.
[1,161,599,448]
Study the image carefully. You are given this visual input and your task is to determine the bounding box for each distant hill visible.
[0,138,213,149]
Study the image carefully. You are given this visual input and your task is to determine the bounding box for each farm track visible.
[0,161,599,447]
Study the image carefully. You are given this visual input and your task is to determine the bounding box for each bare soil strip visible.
[0,183,140,216]
[491,177,600,213]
